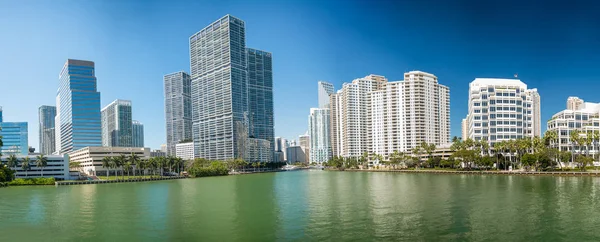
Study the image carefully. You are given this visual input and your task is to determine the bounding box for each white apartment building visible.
[308,108,331,164]
[69,146,150,176]
[466,78,541,145]
[2,154,70,180]
[461,117,469,141]
[330,74,387,158]
[176,142,195,160]
[331,71,450,159]
[547,97,600,154]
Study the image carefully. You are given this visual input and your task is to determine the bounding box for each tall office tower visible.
[330,74,387,158]
[0,107,28,155]
[160,144,167,153]
[466,78,541,145]
[39,105,57,155]
[190,15,248,160]
[308,108,331,163]
[281,138,288,161]
[164,71,192,156]
[132,120,144,147]
[461,117,469,141]
[246,48,275,159]
[101,99,133,147]
[56,59,102,154]
[548,97,600,153]
[318,81,335,108]
[274,137,282,152]
[369,71,450,157]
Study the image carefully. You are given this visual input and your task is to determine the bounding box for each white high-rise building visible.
[461,117,469,141]
[330,74,387,158]
[164,71,192,156]
[331,71,449,158]
[101,99,133,147]
[317,81,335,108]
[547,97,600,154]
[308,108,331,164]
[466,78,541,145]
[370,71,450,157]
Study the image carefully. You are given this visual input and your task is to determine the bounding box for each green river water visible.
[2,170,600,241]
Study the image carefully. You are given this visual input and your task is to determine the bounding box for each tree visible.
[570,129,582,163]
[101,157,112,179]
[116,154,128,180]
[34,154,48,177]
[110,157,119,180]
[411,146,423,168]
[21,157,31,176]
[123,161,133,179]
[129,153,140,176]
[7,154,19,172]
[575,155,593,171]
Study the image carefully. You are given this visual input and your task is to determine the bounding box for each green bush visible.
[187,160,229,178]
[8,177,56,186]
[0,166,15,182]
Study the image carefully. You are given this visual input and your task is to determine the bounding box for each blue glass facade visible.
[57,59,102,154]
[246,48,274,161]
[0,121,28,155]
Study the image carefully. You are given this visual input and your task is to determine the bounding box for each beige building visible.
[69,146,150,176]
[461,117,469,141]
[298,134,310,163]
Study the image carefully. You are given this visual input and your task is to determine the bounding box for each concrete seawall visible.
[56,176,186,186]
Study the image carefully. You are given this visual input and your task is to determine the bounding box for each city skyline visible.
[1,1,600,150]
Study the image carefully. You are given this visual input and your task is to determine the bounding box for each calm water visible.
[2,171,600,241]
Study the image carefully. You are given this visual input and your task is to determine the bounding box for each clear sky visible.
[1,0,599,150]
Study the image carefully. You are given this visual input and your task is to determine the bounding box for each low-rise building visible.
[245,138,272,163]
[547,97,600,154]
[69,146,150,176]
[286,146,306,163]
[151,149,166,157]
[175,142,195,160]
[2,154,70,180]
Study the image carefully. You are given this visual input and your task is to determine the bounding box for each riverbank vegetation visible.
[326,130,600,172]
[8,178,55,186]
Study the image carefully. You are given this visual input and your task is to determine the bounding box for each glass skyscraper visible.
[0,107,28,155]
[56,59,102,154]
[246,48,274,161]
[132,120,144,147]
[101,99,133,147]
[38,105,56,155]
[190,15,248,160]
[317,81,335,108]
[164,71,192,156]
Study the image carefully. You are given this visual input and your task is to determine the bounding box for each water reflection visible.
[2,172,600,241]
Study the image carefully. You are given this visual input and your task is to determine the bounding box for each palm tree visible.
[593,130,600,161]
[116,154,127,180]
[35,154,48,177]
[174,157,184,174]
[157,156,166,177]
[544,130,560,169]
[148,157,158,177]
[7,154,19,171]
[101,157,112,179]
[21,157,31,176]
[133,156,144,178]
[570,129,581,167]
[129,153,140,177]
[123,161,133,179]
[110,157,119,180]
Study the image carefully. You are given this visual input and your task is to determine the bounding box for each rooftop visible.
[471,78,526,87]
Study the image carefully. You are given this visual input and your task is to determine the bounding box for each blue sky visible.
[1,0,599,150]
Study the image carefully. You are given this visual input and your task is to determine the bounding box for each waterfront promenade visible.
[342,169,600,176]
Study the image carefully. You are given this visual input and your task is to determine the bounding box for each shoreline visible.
[337,169,600,177]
